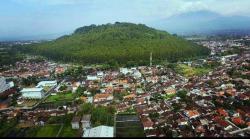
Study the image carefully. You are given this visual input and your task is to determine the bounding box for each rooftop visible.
[83,125,114,137]
[20,88,43,92]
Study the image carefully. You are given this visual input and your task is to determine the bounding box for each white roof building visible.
[20,88,45,99]
[36,80,57,88]
[132,70,142,78]
[87,75,99,81]
[97,71,104,78]
[120,68,132,75]
[83,125,114,137]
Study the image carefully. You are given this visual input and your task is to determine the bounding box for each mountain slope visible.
[26,22,210,66]
[151,11,250,35]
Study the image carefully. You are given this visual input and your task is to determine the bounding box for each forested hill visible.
[24,22,210,66]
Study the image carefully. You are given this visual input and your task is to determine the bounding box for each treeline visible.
[0,46,24,67]
[23,22,210,66]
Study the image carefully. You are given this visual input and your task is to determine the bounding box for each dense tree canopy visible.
[0,46,24,67]
[24,22,210,66]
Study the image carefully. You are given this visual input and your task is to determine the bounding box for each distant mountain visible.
[24,22,210,66]
[150,10,250,35]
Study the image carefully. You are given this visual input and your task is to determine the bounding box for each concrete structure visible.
[36,80,57,88]
[81,114,91,129]
[20,88,45,99]
[83,125,114,137]
[71,116,81,129]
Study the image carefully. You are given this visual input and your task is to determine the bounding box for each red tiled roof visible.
[214,116,229,127]
[142,117,154,128]
[217,108,228,117]
[232,117,245,125]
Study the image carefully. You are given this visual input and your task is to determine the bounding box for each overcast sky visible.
[1,0,250,40]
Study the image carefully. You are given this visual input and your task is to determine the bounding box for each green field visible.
[24,125,61,137]
[58,113,79,137]
[24,114,79,137]
[45,92,76,103]
[35,125,61,137]
[59,124,79,137]
[176,64,211,77]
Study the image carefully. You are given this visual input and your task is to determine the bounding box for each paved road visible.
[230,127,250,135]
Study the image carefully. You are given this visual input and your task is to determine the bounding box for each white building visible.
[120,68,132,75]
[81,114,91,129]
[36,80,57,88]
[71,116,81,129]
[97,71,104,78]
[83,126,114,137]
[0,77,12,93]
[21,88,45,99]
[132,70,142,78]
[87,75,99,81]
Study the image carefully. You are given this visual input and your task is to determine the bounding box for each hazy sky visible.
[1,0,250,40]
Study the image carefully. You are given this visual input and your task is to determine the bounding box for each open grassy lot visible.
[24,114,79,137]
[45,91,76,103]
[59,124,79,137]
[23,124,61,137]
[176,64,211,77]
[58,113,80,137]
[35,125,61,137]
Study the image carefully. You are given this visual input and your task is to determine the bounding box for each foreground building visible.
[83,125,114,137]
[20,88,45,99]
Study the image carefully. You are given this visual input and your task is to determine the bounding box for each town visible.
[0,36,249,137]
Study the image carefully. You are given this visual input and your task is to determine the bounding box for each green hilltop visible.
[25,22,210,66]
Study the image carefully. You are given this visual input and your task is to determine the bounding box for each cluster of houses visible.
[0,37,249,137]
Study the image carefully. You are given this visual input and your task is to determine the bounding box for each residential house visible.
[141,117,154,130]
[94,93,113,103]
[184,110,200,119]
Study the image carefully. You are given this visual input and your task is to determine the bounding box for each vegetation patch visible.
[176,64,211,77]
[164,93,176,100]
[45,91,76,103]
[23,22,210,67]
[78,103,116,127]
